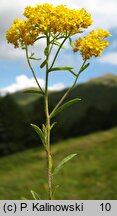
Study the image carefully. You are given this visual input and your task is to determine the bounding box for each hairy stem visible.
[45,33,53,200]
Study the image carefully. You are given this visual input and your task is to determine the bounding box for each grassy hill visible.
[0,127,117,200]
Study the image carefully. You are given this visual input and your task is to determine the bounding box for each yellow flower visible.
[6,3,93,48]
[73,29,111,60]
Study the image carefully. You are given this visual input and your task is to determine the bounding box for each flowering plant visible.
[6,3,111,200]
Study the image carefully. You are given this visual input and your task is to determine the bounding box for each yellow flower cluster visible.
[6,3,92,48]
[6,18,39,48]
[73,29,111,60]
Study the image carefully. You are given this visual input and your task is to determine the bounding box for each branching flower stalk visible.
[6,3,111,200]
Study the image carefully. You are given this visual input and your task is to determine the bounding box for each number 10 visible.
[100,203,111,211]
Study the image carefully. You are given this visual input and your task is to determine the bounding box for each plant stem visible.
[25,45,44,94]
[45,33,53,200]
[49,36,68,70]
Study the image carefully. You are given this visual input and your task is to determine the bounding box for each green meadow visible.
[0,127,117,200]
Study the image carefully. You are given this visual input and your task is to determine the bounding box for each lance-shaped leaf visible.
[79,63,90,73]
[23,88,44,95]
[21,46,26,50]
[21,196,27,200]
[30,190,41,200]
[53,153,77,176]
[40,59,47,68]
[44,48,48,56]
[31,124,46,149]
[53,42,65,49]
[69,37,73,48]
[30,52,35,57]
[50,122,57,131]
[29,57,42,61]
[68,69,77,77]
[52,185,60,198]
[50,98,81,118]
[48,66,74,73]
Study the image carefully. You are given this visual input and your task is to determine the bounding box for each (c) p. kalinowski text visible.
[32,202,84,212]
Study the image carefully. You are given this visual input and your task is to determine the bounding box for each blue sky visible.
[0,0,117,94]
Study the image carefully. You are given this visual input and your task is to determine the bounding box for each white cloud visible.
[0,42,25,60]
[99,52,117,65]
[0,37,46,60]
[0,75,65,95]
[0,75,44,95]
[49,83,65,91]
[73,0,117,29]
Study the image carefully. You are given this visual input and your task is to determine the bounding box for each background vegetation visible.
[0,74,117,199]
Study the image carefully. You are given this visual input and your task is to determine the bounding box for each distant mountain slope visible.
[13,74,117,106]
[88,74,117,86]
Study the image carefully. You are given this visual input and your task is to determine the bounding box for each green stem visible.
[34,35,46,42]
[49,36,68,70]
[50,60,86,118]
[25,45,44,94]
[45,33,53,200]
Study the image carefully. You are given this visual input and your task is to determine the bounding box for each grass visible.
[0,127,117,200]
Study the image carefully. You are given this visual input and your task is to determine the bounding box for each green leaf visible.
[52,185,60,198]
[40,59,47,68]
[50,98,81,118]
[44,48,48,56]
[23,88,44,95]
[53,153,77,176]
[42,124,47,146]
[42,124,46,133]
[31,124,46,148]
[69,37,73,48]
[21,46,26,50]
[30,52,35,57]
[48,66,74,73]
[29,57,42,60]
[79,63,90,73]
[50,122,57,130]
[30,190,41,200]
[68,69,77,77]
[53,42,65,49]
[21,196,27,200]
